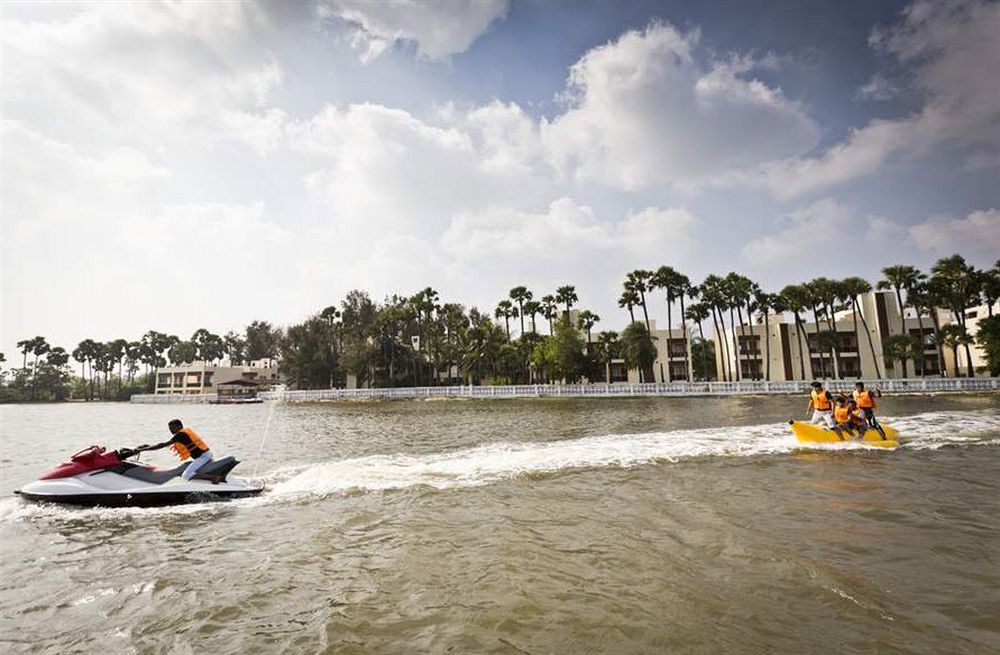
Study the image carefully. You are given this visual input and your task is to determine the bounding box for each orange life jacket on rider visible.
[811,389,832,411]
[170,428,209,460]
[834,405,851,423]
[853,389,876,409]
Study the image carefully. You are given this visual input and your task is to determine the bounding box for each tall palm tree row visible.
[7,253,996,395]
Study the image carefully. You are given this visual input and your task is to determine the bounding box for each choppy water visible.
[1,395,998,654]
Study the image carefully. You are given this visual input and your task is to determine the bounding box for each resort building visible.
[154,358,281,394]
[589,318,693,384]
[713,291,995,381]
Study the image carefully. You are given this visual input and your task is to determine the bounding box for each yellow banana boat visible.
[788,420,900,449]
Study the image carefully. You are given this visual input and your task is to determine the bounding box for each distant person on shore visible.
[852,382,885,439]
[806,381,835,427]
[136,419,214,481]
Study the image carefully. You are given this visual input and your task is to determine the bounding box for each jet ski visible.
[15,445,265,507]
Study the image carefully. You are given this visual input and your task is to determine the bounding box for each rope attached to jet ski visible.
[250,400,276,479]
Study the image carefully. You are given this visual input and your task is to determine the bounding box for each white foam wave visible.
[3,410,996,523]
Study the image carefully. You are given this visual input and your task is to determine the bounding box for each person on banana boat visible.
[806,381,835,427]
[828,395,867,438]
[852,382,886,439]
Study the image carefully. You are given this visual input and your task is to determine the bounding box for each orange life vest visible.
[834,405,851,423]
[811,389,832,411]
[170,427,209,460]
[853,390,876,409]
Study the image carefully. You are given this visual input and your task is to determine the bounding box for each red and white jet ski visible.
[15,446,264,507]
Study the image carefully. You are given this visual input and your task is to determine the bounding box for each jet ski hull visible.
[15,477,264,507]
[15,486,263,507]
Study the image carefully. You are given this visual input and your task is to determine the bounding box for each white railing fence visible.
[131,377,999,404]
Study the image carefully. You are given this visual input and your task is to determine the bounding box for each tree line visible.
[3,254,999,401]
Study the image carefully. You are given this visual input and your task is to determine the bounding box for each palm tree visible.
[685,302,712,382]
[877,265,921,335]
[108,338,128,394]
[625,270,654,334]
[652,266,687,382]
[494,300,517,341]
[936,324,965,376]
[540,295,558,335]
[554,285,578,324]
[802,281,829,378]
[29,336,50,399]
[676,273,694,381]
[701,276,731,382]
[816,277,847,378]
[522,300,541,335]
[72,342,90,398]
[16,338,33,372]
[884,335,921,378]
[595,331,619,383]
[47,347,69,368]
[931,255,979,376]
[780,285,811,381]
[907,279,944,375]
[618,290,639,324]
[577,310,599,347]
[726,273,757,381]
[509,286,532,336]
[754,290,779,381]
[841,277,883,380]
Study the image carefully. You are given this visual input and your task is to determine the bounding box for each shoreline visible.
[128,378,1000,404]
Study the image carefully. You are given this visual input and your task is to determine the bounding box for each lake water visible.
[1,395,998,654]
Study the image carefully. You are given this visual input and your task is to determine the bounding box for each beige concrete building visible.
[155,358,281,394]
[713,291,997,381]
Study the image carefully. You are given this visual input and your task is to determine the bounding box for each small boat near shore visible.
[788,420,900,448]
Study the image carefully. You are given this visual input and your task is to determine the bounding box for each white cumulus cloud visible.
[541,23,820,191]
[321,0,509,62]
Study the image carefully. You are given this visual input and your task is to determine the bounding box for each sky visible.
[2,0,999,356]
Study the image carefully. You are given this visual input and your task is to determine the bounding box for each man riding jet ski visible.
[15,420,264,507]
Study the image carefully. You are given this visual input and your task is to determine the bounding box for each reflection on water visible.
[1,395,998,654]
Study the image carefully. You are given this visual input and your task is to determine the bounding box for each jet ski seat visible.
[120,462,190,484]
[115,456,240,484]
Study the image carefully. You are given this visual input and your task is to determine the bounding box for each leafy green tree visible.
[169,341,197,365]
[883,335,922,377]
[245,320,281,361]
[223,331,247,365]
[281,316,340,389]
[684,302,712,382]
[619,322,657,383]
[593,330,619,383]
[975,315,1000,376]
[690,337,717,381]
[980,262,1000,317]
